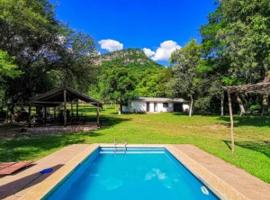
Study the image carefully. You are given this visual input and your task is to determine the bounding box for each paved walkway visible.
[0,144,91,200]
[170,144,270,200]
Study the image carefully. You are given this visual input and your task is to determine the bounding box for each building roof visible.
[30,87,102,107]
[135,97,186,103]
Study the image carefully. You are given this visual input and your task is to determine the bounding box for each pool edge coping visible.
[19,144,258,200]
[18,144,99,200]
[165,145,247,200]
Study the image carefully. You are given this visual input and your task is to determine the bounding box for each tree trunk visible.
[8,104,15,123]
[227,91,235,153]
[236,94,245,116]
[221,92,224,116]
[115,103,118,112]
[96,104,100,127]
[118,104,122,115]
[189,95,193,117]
[63,89,67,126]
[261,94,268,116]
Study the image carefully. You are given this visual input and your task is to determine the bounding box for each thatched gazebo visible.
[29,87,102,127]
[223,81,270,152]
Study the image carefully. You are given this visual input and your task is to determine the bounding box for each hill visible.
[96,48,162,68]
[90,48,172,99]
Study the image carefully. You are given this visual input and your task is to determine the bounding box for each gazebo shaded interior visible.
[30,87,102,126]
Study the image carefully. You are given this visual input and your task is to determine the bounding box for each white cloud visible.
[99,39,124,52]
[144,40,181,61]
[143,48,155,57]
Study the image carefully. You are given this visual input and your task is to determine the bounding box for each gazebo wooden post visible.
[227,90,235,153]
[96,103,100,127]
[71,101,74,118]
[44,106,47,124]
[63,89,67,126]
[28,104,32,128]
[76,99,79,120]
[53,107,56,121]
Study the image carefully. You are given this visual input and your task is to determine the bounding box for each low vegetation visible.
[0,106,269,183]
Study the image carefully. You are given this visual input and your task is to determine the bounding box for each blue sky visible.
[51,0,217,64]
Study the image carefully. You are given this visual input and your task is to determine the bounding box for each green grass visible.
[0,105,269,183]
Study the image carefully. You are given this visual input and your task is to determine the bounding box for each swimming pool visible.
[44,147,220,200]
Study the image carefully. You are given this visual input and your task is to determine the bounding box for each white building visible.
[122,97,189,113]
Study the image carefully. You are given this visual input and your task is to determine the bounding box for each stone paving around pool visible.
[0,144,269,200]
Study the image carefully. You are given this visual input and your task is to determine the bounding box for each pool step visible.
[99,147,166,154]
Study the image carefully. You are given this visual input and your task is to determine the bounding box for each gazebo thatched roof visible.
[223,79,270,94]
[30,87,102,107]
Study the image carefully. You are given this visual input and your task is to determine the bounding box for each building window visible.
[163,103,168,108]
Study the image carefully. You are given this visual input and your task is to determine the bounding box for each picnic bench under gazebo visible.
[29,87,102,127]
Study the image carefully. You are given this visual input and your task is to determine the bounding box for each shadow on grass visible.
[78,106,97,113]
[219,115,270,128]
[0,114,130,162]
[99,115,131,128]
[0,135,86,162]
[223,140,233,151]
[236,141,270,158]
[223,140,270,158]
[172,112,188,116]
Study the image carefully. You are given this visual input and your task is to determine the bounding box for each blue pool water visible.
[44,147,219,200]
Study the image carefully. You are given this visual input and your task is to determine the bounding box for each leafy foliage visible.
[0,50,21,79]
[171,0,270,115]
[171,40,202,98]
[171,40,205,115]
[201,0,270,84]
[0,0,97,112]
[101,67,137,111]
[91,49,173,103]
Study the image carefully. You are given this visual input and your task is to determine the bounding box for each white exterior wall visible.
[168,103,174,112]
[131,101,146,112]
[122,101,146,113]
[183,104,190,112]
[123,101,182,113]
[149,102,154,112]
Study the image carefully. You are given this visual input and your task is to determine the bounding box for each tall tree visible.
[54,31,98,92]
[201,0,270,115]
[101,67,137,114]
[0,0,97,116]
[171,39,203,116]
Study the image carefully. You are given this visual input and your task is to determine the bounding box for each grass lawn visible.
[0,105,270,183]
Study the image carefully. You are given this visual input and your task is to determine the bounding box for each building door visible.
[146,102,150,112]
[173,103,183,112]
[154,103,157,112]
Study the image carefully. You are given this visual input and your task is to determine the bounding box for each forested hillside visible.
[89,49,173,103]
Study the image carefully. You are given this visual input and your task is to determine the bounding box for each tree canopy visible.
[1,0,270,117]
[0,0,97,113]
